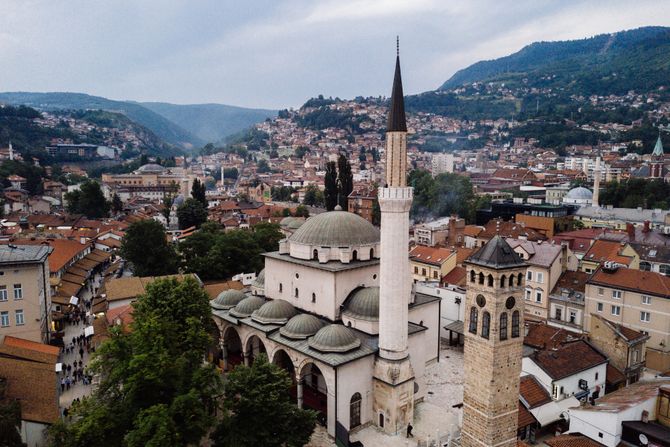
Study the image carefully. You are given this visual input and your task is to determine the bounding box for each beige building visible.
[585,266,670,372]
[101,163,192,202]
[409,245,457,282]
[0,245,52,344]
[580,239,639,274]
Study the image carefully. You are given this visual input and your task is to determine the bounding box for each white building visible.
[431,153,454,175]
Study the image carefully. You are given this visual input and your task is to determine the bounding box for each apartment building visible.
[0,245,52,344]
[580,239,639,274]
[409,245,457,282]
[585,266,670,372]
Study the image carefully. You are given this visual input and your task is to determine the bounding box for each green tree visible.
[252,222,284,252]
[177,198,208,229]
[49,277,222,447]
[190,178,207,207]
[294,205,310,218]
[162,194,174,223]
[64,181,110,218]
[303,184,324,207]
[111,193,123,213]
[294,146,309,159]
[371,198,381,226]
[120,219,177,276]
[211,354,316,447]
[0,380,25,447]
[257,159,271,173]
[337,154,353,209]
[324,161,338,211]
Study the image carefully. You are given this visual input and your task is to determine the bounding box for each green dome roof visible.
[211,289,247,310]
[287,219,305,230]
[309,324,361,353]
[229,296,265,318]
[289,210,379,247]
[280,314,325,340]
[280,217,296,227]
[342,287,379,321]
[251,299,297,324]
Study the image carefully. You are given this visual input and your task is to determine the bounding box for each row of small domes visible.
[211,291,361,353]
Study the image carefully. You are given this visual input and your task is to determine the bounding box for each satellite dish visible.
[639,434,648,446]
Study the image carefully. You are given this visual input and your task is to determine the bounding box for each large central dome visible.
[289,210,380,247]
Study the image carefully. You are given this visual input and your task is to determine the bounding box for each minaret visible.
[592,156,601,207]
[373,38,415,435]
[8,141,13,161]
[651,133,664,178]
[462,236,527,447]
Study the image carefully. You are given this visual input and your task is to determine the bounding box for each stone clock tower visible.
[462,236,527,447]
[372,39,415,435]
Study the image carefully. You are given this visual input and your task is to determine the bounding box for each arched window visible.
[470,270,476,283]
[379,413,384,428]
[640,261,651,271]
[295,288,299,298]
[369,248,374,259]
[500,275,506,288]
[517,273,523,286]
[313,249,318,260]
[487,274,494,287]
[279,283,283,293]
[509,274,515,287]
[512,311,520,338]
[469,307,478,334]
[478,272,484,285]
[352,250,358,261]
[311,293,316,303]
[350,393,362,428]
[482,311,490,339]
[500,313,508,341]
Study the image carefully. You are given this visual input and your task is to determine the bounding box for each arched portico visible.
[245,334,267,366]
[221,326,243,371]
[272,349,298,404]
[298,362,329,428]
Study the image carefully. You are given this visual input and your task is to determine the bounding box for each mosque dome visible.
[287,219,305,230]
[308,324,361,353]
[280,217,296,228]
[280,314,325,340]
[251,299,297,324]
[229,296,265,318]
[136,163,165,174]
[289,210,379,247]
[251,269,265,288]
[342,287,379,321]
[211,289,246,310]
[565,187,593,200]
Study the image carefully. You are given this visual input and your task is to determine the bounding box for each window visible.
[279,283,283,293]
[555,307,562,321]
[0,286,6,302]
[499,313,508,340]
[527,271,533,281]
[612,290,622,300]
[468,307,478,334]
[13,284,22,300]
[611,305,621,316]
[414,266,419,274]
[15,309,24,326]
[660,264,670,276]
[535,291,542,303]
[500,275,506,288]
[639,261,651,271]
[511,311,520,338]
[569,310,577,324]
[433,271,438,279]
[525,289,531,301]
[478,272,484,285]
[633,350,639,363]
[517,273,523,286]
[481,312,490,339]
[597,302,603,312]
[350,393,362,429]
[313,249,319,260]
[642,295,652,305]
[470,270,475,283]
[312,293,316,303]
[640,311,651,322]
[536,272,544,284]
[597,287,604,296]
[0,311,8,327]
[487,274,494,287]
[595,372,599,381]
[294,288,299,298]
[422,268,426,276]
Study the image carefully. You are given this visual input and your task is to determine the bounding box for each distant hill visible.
[140,102,276,144]
[0,92,203,149]
[439,26,670,95]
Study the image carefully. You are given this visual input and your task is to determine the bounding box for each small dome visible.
[287,219,305,230]
[280,217,296,228]
[280,314,325,340]
[309,324,361,353]
[342,287,379,321]
[136,163,165,174]
[289,210,379,247]
[251,299,297,324]
[229,296,265,318]
[211,289,246,310]
[565,187,593,200]
[251,269,265,288]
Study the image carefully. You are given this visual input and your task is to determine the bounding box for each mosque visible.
[210,47,441,440]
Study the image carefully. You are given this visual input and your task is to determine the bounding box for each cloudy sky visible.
[2,0,670,109]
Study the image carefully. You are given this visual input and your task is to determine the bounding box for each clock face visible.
[506,297,516,309]
[476,295,486,307]
[639,434,648,445]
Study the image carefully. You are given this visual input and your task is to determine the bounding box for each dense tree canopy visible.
[324,161,338,211]
[190,178,207,206]
[337,154,353,210]
[177,198,208,229]
[0,160,46,195]
[600,178,670,210]
[303,184,324,207]
[64,181,110,218]
[120,219,178,277]
[48,277,221,447]
[211,354,316,447]
[409,170,483,222]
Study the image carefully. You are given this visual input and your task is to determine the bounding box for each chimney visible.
[626,223,635,241]
[643,220,650,233]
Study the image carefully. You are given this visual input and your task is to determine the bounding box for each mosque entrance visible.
[272,349,297,403]
[301,362,328,426]
[223,327,243,371]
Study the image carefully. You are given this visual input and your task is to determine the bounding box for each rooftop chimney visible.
[643,220,651,233]
[626,223,635,241]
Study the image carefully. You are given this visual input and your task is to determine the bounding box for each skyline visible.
[2,1,670,109]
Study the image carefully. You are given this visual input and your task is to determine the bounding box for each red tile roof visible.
[441,266,467,287]
[544,434,605,447]
[524,322,583,350]
[531,340,607,380]
[582,240,633,265]
[519,375,552,408]
[518,402,537,428]
[588,267,670,298]
[409,246,455,266]
[2,336,60,357]
[606,364,626,386]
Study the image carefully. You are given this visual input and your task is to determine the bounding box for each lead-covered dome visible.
[211,289,246,310]
[565,187,592,200]
[342,287,379,321]
[309,324,361,353]
[229,296,265,318]
[289,210,379,247]
[251,269,265,289]
[280,314,325,340]
[251,299,297,324]
[135,163,165,174]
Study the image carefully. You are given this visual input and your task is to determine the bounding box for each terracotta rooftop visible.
[531,340,607,380]
[517,401,537,428]
[6,238,90,273]
[203,280,245,300]
[524,322,583,350]
[606,364,626,386]
[582,240,633,266]
[409,245,455,266]
[580,380,670,412]
[519,375,552,408]
[588,267,670,298]
[441,266,467,287]
[544,434,605,447]
[104,274,200,302]
[2,336,60,357]
[551,270,589,295]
